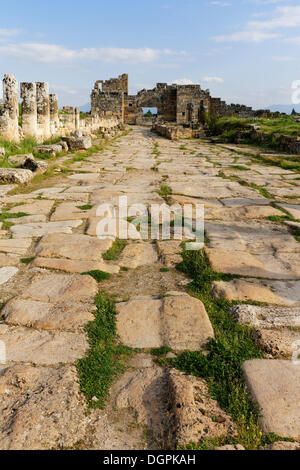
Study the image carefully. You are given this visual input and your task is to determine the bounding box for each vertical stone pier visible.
[36,82,50,140]
[75,107,80,130]
[20,82,37,138]
[50,94,59,135]
[0,74,19,141]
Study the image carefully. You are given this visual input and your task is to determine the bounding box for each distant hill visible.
[80,103,91,113]
[268,104,300,114]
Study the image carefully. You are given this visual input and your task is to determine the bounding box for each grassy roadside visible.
[157,247,293,450]
[76,291,133,409]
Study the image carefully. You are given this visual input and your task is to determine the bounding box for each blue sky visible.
[1,0,300,108]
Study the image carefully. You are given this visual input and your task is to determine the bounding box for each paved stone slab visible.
[212,279,300,306]
[0,365,88,450]
[231,304,300,328]
[0,239,32,255]
[252,328,300,359]
[2,299,94,331]
[35,233,112,261]
[0,267,18,286]
[156,240,183,267]
[0,324,88,365]
[118,242,158,269]
[22,272,98,303]
[7,199,54,216]
[205,248,300,279]
[243,360,300,438]
[11,220,82,238]
[31,257,120,274]
[116,292,214,350]
[0,254,19,267]
[9,214,47,225]
[50,202,95,221]
[278,203,300,220]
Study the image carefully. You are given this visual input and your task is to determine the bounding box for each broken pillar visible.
[20,82,37,138]
[75,107,80,130]
[49,94,59,135]
[36,82,50,140]
[0,74,19,142]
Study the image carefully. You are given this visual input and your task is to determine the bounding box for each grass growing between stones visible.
[77,291,133,408]
[158,184,172,197]
[82,270,111,282]
[161,247,269,450]
[21,257,35,264]
[103,239,127,261]
[0,211,29,229]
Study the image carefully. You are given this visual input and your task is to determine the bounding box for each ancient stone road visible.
[0,127,299,449]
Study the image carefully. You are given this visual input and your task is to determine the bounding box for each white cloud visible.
[0,28,21,37]
[213,31,280,43]
[286,36,300,46]
[213,5,300,43]
[202,76,224,83]
[210,1,231,6]
[172,78,194,85]
[0,42,180,64]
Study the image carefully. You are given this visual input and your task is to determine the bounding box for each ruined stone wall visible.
[137,84,177,122]
[176,85,210,127]
[124,95,143,125]
[95,74,128,94]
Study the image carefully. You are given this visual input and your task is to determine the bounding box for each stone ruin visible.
[91,74,275,139]
[0,74,120,143]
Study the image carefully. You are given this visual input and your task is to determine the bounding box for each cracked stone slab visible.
[212,279,300,306]
[205,247,300,279]
[156,240,183,267]
[252,328,300,359]
[0,365,88,450]
[0,239,32,255]
[31,257,120,274]
[8,215,47,225]
[50,202,97,222]
[0,267,18,286]
[231,304,300,328]
[278,203,300,220]
[118,242,158,269]
[116,292,214,350]
[243,360,300,439]
[7,199,54,216]
[2,299,94,331]
[0,254,19,267]
[0,325,88,365]
[34,233,112,261]
[22,272,98,303]
[11,220,82,238]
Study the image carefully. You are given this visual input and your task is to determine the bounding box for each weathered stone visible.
[66,135,91,150]
[7,199,54,215]
[7,154,47,173]
[0,325,88,365]
[50,202,95,221]
[11,220,82,238]
[32,257,120,274]
[118,242,158,269]
[252,328,300,359]
[169,370,236,447]
[116,292,214,350]
[156,240,183,267]
[0,365,88,450]
[22,272,98,303]
[0,147,5,157]
[0,168,33,184]
[34,233,112,260]
[0,238,31,255]
[33,144,62,157]
[278,203,300,220]
[8,214,46,225]
[3,299,94,331]
[0,267,18,286]
[230,304,300,328]
[212,279,300,306]
[266,441,300,450]
[216,445,245,451]
[243,360,300,439]
[0,253,19,267]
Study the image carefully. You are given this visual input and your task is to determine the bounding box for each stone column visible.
[75,107,80,130]
[0,74,19,141]
[36,82,50,140]
[20,82,37,138]
[49,94,59,135]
